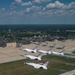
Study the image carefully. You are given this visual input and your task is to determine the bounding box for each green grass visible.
[0,55,75,75]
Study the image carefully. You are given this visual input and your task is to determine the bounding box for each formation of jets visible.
[20,44,65,70]
[20,46,65,56]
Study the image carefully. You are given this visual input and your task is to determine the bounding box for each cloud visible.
[15,0,22,4]
[25,6,42,16]
[44,1,75,16]
[68,2,75,9]
[26,8,30,12]
[1,0,75,24]
[46,1,75,10]
[34,0,51,3]
[46,1,65,9]
[5,0,75,18]
[2,8,5,11]
[13,0,33,7]
[22,1,33,6]
[26,6,42,12]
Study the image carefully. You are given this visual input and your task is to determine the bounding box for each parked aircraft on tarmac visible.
[51,50,65,56]
[38,48,52,54]
[24,61,49,70]
[20,46,38,53]
[56,46,65,49]
[49,43,56,48]
[21,53,45,60]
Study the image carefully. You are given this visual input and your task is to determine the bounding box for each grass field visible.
[0,55,75,75]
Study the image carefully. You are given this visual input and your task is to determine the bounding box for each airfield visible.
[0,39,75,75]
[0,39,75,64]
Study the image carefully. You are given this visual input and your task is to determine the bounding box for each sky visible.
[0,0,75,24]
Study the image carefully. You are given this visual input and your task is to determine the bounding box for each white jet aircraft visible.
[21,54,45,60]
[24,61,49,70]
[38,48,52,54]
[51,50,65,56]
[20,46,38,53]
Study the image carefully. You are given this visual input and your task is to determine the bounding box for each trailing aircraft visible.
[51,50,65,56]
[37,48,52,54]
[24,61,49,70]
[21,53,45,60]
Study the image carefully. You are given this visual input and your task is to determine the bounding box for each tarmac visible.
[59,69,75,75]
[0,39,75,64]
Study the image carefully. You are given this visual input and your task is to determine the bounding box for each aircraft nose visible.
[20,55,24,57]
[45,67,47,70]
[24,62,27,64]
[24,62,26,64]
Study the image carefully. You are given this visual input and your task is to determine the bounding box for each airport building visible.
[7,42,16,47]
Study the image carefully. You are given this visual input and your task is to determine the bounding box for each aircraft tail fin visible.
[32,46,39,50]
[43,61,49,67]
[19,47,23,50]
[62,46,65,49]
[46,48,51,52]
[54,43,56,47]
[40,61,49,66]
[21,54,27,57]
[59,50,65,53]
[35,46,39,49]
[37,53,45,58]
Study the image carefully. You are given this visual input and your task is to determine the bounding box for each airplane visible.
[37,48,52,54]
[51,50,65,56]
[21,53,45,60]
[19,46,39,53]
[49,43,56,48]
[56,46,65,49]
[24,61,49,70]
[42,42,48,46]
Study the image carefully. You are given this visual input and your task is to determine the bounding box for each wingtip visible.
[24,62,27,64]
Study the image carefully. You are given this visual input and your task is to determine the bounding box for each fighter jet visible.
[51,50,65,56]
[24,61,49,70]
[21,53,45,60]
[38,48,52,54]
[20,46,38,53]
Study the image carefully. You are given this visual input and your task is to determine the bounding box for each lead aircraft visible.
[21,53,45,60]
[24,61,49,70]
[20,46,38,53]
